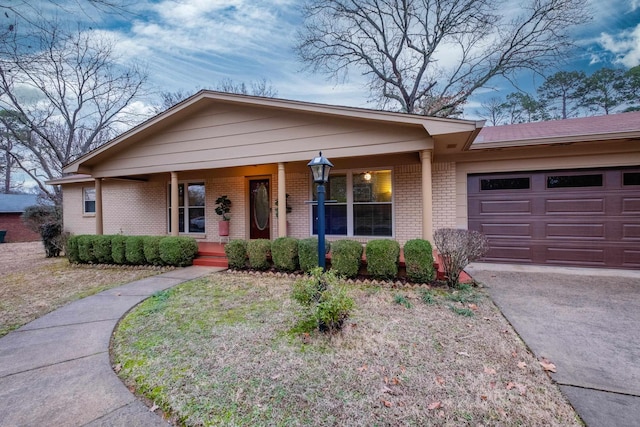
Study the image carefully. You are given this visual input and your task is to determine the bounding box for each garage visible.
[468,167,640,269]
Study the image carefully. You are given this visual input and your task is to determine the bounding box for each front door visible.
[249,178,270,239]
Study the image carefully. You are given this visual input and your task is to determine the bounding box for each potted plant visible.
[215,195,232,236]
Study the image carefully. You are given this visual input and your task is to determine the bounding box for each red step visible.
[193,256,228,268]
[194,242,228,268]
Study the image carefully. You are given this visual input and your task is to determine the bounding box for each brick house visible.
[48,91,640,269]
[0,194,41,243]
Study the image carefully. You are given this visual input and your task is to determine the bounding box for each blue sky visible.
[41,0,640,118]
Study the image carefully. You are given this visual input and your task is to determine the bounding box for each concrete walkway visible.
[467,263,640,427]
[0,266,220,427]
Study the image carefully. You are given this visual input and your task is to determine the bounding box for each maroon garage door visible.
[468,167,640,269]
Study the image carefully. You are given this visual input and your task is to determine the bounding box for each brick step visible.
[193,256,228,268]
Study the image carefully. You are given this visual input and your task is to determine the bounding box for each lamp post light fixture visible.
[307,151,333,270]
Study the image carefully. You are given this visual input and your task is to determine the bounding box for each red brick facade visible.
[0,213,40,242]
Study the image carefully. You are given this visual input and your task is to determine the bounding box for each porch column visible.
[420,150,434,242]
[170,172,179,236]
[277,162,287,237]
[94,178,103,235]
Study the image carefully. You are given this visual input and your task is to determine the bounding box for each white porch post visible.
[170,172,179,236]
[277,162,287,237]
[94,178,103,235]
[420,150,434,242]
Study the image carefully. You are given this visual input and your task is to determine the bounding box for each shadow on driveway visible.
[467,264,640,427]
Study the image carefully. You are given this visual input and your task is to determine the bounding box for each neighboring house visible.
[48,91,640,269]
[0,194,41,243]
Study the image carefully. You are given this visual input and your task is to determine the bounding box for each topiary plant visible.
[298,237,330,273]
[365,239,400,280]
[111,235,127,264]
[271,237,299,272]
[329,239,362,279]
[93,235,114,264]
[125,236,146,265]
[143,236,165,266]
[159,236,199,267]
[224,239,248,269]
[403,239,435,283]
[247,239,271,270]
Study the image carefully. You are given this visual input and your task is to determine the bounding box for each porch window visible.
[83,187,95,214]
[168,182,205,234]
[312,169,393,237]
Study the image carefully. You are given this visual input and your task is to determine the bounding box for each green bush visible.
[143,236,165,266]
[291,268,354,333]
[365,239,400,280]
[247,239,271,270]
[329,240,362,279]
[66,235,80,263]
[77,235,97,263]
[94,235,114,264]
[159,236,199,267]
[271,237,299,272]
[125,236,146,265]
[224,239,247,269]
[111,235,127,264]
[22,205,63,258]
[298,238,330,273]
[403,239,435,283]
[40,222,62,258]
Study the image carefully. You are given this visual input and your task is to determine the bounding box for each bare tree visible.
[479,97,508,126]
[0,22,148,204]
[296,0,590,116]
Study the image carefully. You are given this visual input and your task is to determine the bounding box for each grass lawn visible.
[0,242,169,336]
[112,272,580,426]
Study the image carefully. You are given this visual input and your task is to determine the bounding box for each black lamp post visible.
[307,151,333,270]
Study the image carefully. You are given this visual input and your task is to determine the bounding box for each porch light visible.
[308,151,333,270]
[363,172,372,181]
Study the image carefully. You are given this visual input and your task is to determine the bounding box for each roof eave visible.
[471,130,640,150]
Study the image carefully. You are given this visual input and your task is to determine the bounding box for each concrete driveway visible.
[466,264,640,427]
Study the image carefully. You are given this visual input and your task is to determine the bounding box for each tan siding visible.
[394,164,422,245]
[62,184,96,235]
[102,180,167,236]
[433,162,456,230]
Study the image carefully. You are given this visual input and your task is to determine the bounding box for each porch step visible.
[194,242,228,268]
[193,256,229,268]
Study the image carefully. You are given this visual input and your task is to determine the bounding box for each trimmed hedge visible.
[366,239,400,280]
[159,236,199,267]
[271,237,299,272]
[298,238,330,273]
[77,235,97,264]
[247,239,271,270]
[143,236,165,266]
[93,235,114,264]
[125,236,146,265]
[225,239,247,269]
[330,240,363,279]
[403,239,435,283]
[111,235,127,264]
[66,235,80,264]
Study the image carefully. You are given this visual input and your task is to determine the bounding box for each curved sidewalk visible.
[0,265,220,427]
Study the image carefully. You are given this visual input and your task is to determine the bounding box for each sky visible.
[26,0,640,119]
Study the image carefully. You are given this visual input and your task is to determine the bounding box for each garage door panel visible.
[623,250,640,267]
[545,198,605,214]
[480,223,531,238]
[484,245,533,262]
[622,198,640,213]
[546,223,605,239]
[622,224,640,240]
[546,247,605,265]
[480,199,531,214]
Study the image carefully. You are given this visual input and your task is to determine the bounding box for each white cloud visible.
[598,23,640,67]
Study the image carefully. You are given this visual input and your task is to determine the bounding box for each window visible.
[547,174,603,188]
[623,172,640,186]
[481,177,530,191]
[83,187,96,214]
[312,169,393,237]
[168,182,205,233]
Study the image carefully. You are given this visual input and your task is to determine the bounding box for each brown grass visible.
[0,242,168,336]
[112,272,581,426]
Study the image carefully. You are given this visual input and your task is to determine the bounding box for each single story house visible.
[0,193,41,243]
[48,91,640,269]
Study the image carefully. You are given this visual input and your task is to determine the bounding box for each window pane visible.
[481,177,530,190]
[83,188,95,213]
[313,174,347,202]
[312,205,347,235]
[354,204,392,236]
[623,172,640,186]
[354,170,392,202]
[84,200,96,213]
[188,208,205,233]
[178,184,185,206]
[547,174,602,188]
[188,183,205,207]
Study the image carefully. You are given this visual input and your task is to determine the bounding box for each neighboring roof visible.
[63,90,484,175]
[473,111,640,149]
[0,194,39,213]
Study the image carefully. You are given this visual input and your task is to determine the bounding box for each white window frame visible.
[83,187,96,215]
[167,180,206,234]
[309,167,394,238]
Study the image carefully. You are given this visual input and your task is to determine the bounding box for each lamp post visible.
[307,151,333,270]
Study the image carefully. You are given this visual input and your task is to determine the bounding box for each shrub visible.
[66,235,80,263]
[298,238,331,273]
[77,235,97,263]
[125,236,146,265]
[143,236,165,266]
[291,268,354,333]
[329,240,362,278]
[403,239,435,283]
[271,237,299,272]
[159,236,199,267]
[111,235,127,264]
[22,204,63,258]
[224,239,247,269]
[365,239,400,280]
[433,228,489,288]
[247,239,271,270]
[94,235,114,264]
[40,222,62,258]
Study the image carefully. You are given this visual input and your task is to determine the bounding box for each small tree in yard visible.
[433,229,489,288]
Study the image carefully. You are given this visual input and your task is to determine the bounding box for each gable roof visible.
[473,111,640,149]
[61,90,483,176]
[0,194,39,213]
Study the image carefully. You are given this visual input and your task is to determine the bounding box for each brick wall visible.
[0,213,40,242]
[432,162,457,230]
[102,180,166,236]
[394,164,423,245]
[62,184,97,235]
